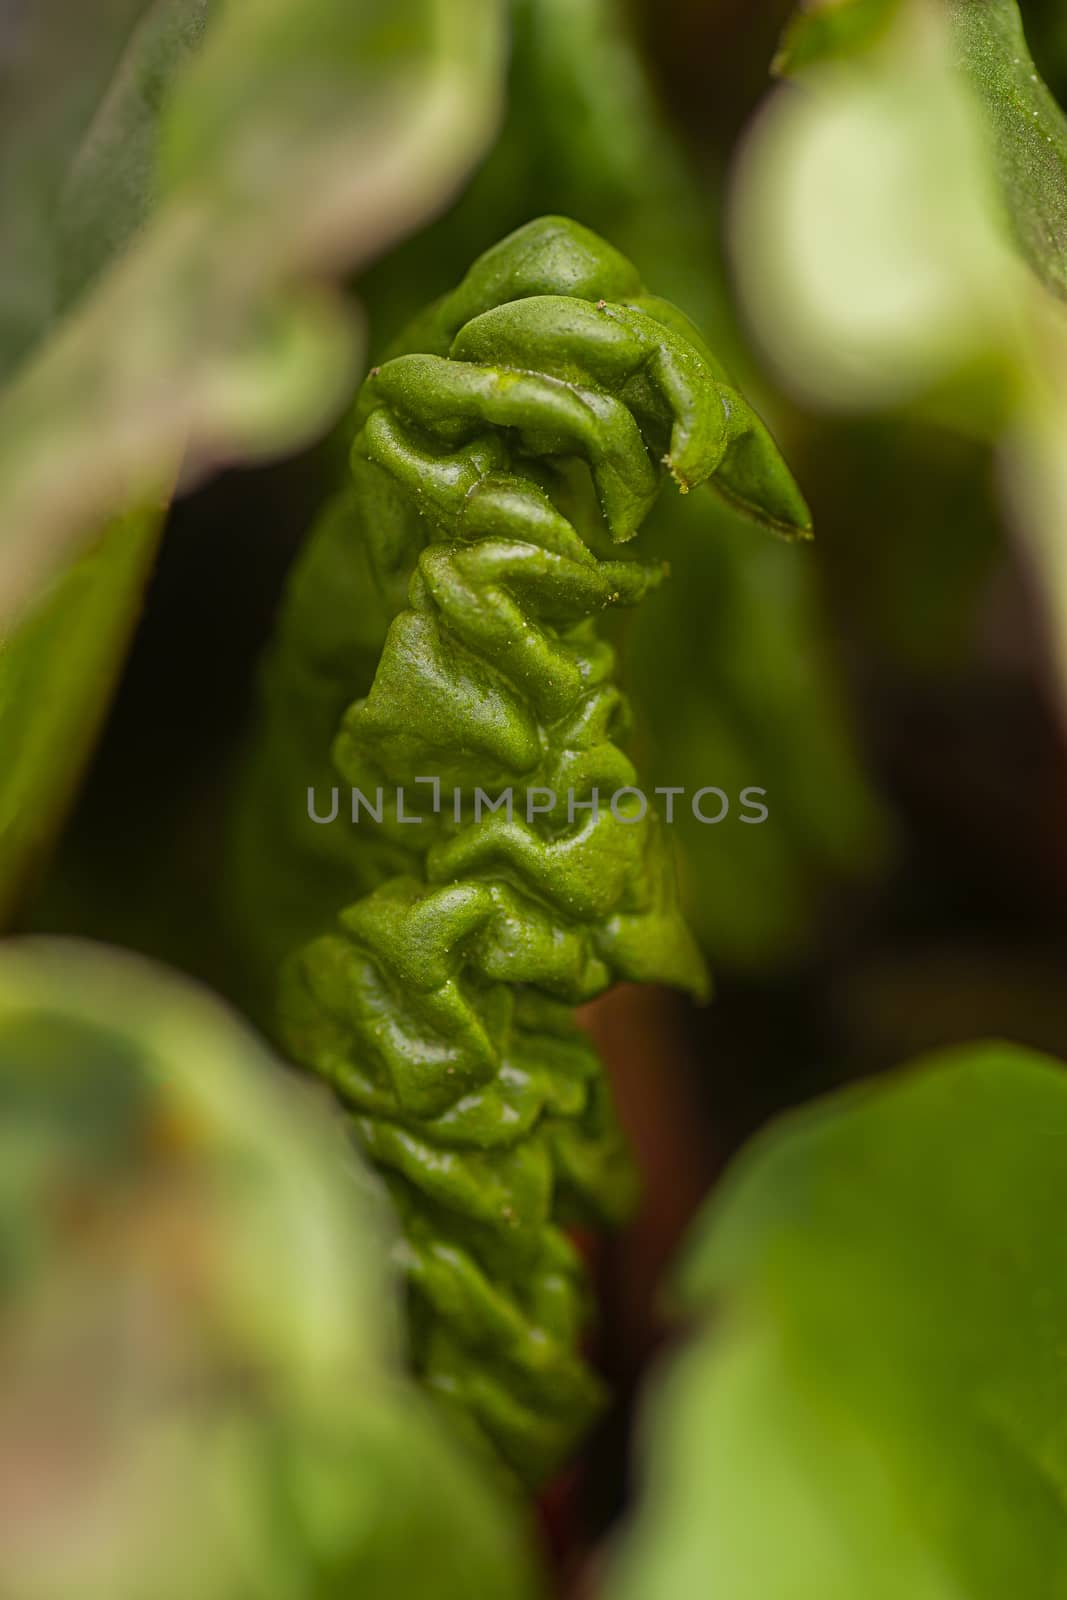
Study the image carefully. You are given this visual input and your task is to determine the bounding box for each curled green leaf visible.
[230,215,808,1484]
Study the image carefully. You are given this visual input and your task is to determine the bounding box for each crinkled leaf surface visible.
[354,0,887,971]
[612,1043,1067,1599]
[0,937,543,1600]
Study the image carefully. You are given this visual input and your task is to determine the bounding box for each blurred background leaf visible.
[63,0,886,993]
[733,0,1067,709]
[0,504,164,924]
[0,937,543,1600]
[0,0,505,932]
[611,1043,1067,1599]
[0,0,206,380]
[0,0,506,616]
[775,0,1067,304]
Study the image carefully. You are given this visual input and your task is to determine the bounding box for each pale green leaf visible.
[0,936,544,1600]
[949,0,1067,302]
[613,1044,1067,1599]
[775,0,1067,301]
[0,0,506,618]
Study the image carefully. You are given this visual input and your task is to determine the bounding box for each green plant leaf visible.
[0,503,166,925]
[0,0,504,921]
[734,0,1067,719]
[612,1042,1067,1599]
[774,0,901,75]
[354,0,888,972]
[948,0,1067,303]
[0,0,183,380]
[776,0,1067,302]
[629,491,889,968]
[0,0,505,618]
[229,212,810,1485]
[0,936,543,1600]
[52,0,218,317]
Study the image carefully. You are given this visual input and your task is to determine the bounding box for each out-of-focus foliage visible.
[774,0,1067,302]
[353,0,888,972]
[0,937,542,1600]
[738,1,1016,413]
[0,0,505,613]
[0,0,505,930]
[629,499,886,966]
[774,0,900,71]
[0,507,163,925]
[734,0,1067,709]
[611,1042,1067,1599]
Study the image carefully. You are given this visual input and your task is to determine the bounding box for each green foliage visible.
[355,0,888,972]
[0,0,506,611]
[628,494,887,965]
[51,1,217,317]
[611,1042,1067,1599]
[0,0,505,614]
[230,215,807,1483]
[0,506,163,923]
[777,0,1067,304]
[737,0,1067,707]
[775,0,901,74]
[0,0,201,380]
[948,0,1067,303]
[0,0,505,934]
[0,937,542,1600]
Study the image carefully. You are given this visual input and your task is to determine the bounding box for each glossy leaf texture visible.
[352,0,889,972]
[611,1042,1067,1600]
[0,937,543,1600]
[229,215,808,1485]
